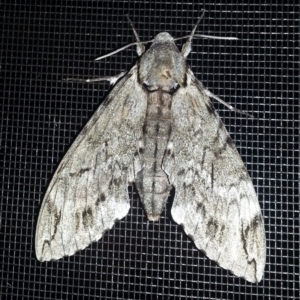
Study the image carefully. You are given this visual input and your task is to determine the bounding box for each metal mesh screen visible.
[1,1,299,299]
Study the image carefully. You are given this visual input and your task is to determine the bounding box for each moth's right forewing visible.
[164,69,266,283]
[35,66,147,261]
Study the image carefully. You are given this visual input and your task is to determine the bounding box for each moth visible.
[36,14,266,283]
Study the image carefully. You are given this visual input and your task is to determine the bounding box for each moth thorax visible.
[139,42,186,93]
[143,69,179,93]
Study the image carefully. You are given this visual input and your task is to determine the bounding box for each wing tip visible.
[219,255,265,283]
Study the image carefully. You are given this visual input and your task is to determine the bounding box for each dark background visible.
[1,1,299,299]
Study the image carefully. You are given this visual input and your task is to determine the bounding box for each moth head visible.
[152,32,174,44]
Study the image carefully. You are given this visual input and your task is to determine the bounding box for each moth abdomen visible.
[134,90,174,221]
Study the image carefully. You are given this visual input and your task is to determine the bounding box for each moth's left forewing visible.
[163,69,266,283]
[36,66,148,261]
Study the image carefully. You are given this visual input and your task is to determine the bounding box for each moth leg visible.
[64,71,127,85]
[126,15,145,56]
[203,87,253,118]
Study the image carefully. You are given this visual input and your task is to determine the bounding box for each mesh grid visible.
[1,1,299,299]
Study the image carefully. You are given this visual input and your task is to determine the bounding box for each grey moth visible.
[36,14,266,283]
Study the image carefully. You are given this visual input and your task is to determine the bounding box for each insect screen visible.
[1,2,298,299]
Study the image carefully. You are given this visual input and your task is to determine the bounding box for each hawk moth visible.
[35,15,266,283]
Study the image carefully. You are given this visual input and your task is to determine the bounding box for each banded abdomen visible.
[135,92,173,221]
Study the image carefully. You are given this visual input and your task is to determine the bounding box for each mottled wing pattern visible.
[36,66,147,261]
[163,69,266,283]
